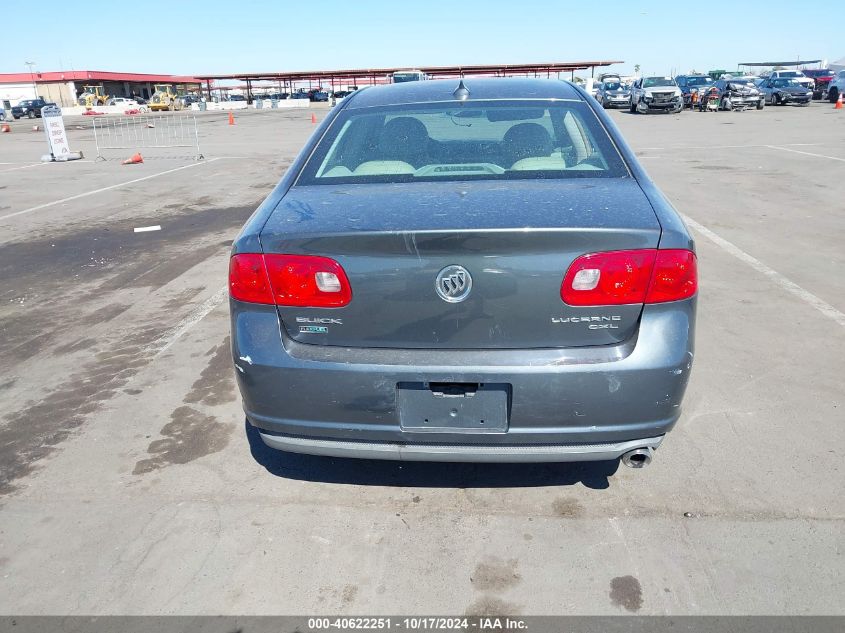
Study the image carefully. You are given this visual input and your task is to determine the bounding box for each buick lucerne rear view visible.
[229,78,697,466]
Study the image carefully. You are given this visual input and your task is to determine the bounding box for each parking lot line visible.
[0,162,45,174]
[682,214,845,327]
[0,158,221,222]
[148,285,228,357]
[638,143,821,152]
[765,145,845,163]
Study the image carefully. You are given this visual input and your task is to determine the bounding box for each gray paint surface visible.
[0,104,841,615]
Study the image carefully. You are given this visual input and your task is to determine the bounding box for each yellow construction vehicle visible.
[77,85,109,107]
[149,84,184,111]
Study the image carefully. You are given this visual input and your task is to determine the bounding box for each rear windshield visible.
[297,100,628,185]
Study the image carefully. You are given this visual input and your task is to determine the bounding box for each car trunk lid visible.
[259,178,662,349]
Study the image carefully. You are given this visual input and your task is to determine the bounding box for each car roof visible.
[344,78,584,109]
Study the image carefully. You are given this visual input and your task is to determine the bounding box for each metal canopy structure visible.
[194,60,624,97]
[738,60,822,67]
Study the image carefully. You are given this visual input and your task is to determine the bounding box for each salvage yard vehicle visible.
[802,69,835,100]
[706,79,765,110]
[392,70,428,83]
[11,98,55,119]
[765,70,815,92]
[758,78,812,106]
[674,74,714,108]
[629,76,684,113]
[308,89,330,102]
[106,97,139,107]
[229,78,697,467]
[596,78,630,108]
[827,70,845,103]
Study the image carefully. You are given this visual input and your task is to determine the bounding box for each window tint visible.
[642,77,675,88]
[298,101,627,185]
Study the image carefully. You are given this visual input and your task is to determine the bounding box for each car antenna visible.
[452,79,470,101]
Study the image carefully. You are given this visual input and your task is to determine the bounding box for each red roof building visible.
[0,70,203,107]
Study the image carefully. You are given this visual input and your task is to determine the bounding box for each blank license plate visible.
[397,382,509,433]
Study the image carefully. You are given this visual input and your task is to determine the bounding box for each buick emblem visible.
[435,265,472,303]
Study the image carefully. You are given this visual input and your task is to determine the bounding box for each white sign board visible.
[42,105,71,158]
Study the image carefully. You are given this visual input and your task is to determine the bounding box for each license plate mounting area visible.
[397,382,510,433]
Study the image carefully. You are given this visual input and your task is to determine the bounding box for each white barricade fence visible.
[92,113,203,161]
[192,101,249,112]
[249,99,310,109]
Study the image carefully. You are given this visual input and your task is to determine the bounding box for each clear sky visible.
[2,0,842,78]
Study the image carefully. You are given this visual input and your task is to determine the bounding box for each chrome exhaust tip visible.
[621,447,654,469]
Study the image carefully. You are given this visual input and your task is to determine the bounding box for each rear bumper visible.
[258,432,664,463]
[232,299,695,461]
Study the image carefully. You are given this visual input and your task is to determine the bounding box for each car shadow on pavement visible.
[245,421,619,489]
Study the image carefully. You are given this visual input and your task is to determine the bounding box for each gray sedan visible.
[758,78,813,106]
[229,78,697,467]
[596,80,631,108]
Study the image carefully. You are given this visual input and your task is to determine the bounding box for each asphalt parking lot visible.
[0,102,842,615]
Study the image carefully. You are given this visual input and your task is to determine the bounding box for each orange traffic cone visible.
[1,123,10,133]
[836,93,843,109]
[122,153,143,165]
[229,112,235,125]
[311,113,317,124]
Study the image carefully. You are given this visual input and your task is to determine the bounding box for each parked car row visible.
[593,67,836,114]
[231,88,357,103]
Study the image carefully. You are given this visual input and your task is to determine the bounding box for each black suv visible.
[11,98,55,119]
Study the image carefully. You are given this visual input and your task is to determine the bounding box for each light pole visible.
[25,61,37,98]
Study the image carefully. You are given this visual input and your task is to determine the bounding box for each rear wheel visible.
[829,88,840,103]
[27,110,35,119]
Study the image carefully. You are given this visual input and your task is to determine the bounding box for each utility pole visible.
[25,61,37,98]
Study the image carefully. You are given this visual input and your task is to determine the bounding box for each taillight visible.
[561,249,697,306]
[229,254,351,307]
[229,253,273,304]
[645,249,698,303]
